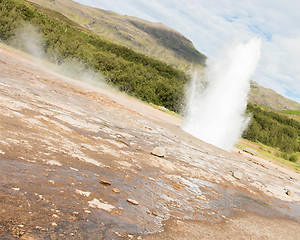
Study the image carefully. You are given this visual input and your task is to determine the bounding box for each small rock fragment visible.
[151,147,165,157]
[152,211,158,216]
[72,211,79,216]
[100,178,111,185]
[51,222,57,227]
[232,170,243,180]
[127,199,139,205]
[196,195,207,201]
[112,188,120,194]
[114,231,122,237]
[286,189,295,197]
[128,235,134,239]
[146,210,151,214]
[75,189,91,197]
[88,198,115,212]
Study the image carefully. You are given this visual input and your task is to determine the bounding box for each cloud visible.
[74,0,300,103]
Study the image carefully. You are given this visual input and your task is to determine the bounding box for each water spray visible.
[183,38,261,151]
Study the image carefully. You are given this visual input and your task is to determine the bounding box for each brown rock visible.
[100,178,111,185]
[127,199,139,205]
[112,188,120,194]
[72,211,79,216]
[152,211,158,216]
[151,147,166,157]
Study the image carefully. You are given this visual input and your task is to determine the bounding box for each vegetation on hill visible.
[280,110,300,115]
[243,103,300,162]
[28,0,207,71]
[0,0,188,112]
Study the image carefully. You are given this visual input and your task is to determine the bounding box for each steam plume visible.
[11,23,45,59]
[10,23,105,88]
[183,38,261,150]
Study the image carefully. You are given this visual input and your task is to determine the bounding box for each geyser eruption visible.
[183,38,261,151]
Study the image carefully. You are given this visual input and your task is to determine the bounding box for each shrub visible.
[289,154,299,163]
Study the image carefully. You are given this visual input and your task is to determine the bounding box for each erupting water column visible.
[183,38,261,151]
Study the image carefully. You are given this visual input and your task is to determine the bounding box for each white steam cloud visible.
[10,23,105,88]
[183,38,261,151]
[11,23,45,59]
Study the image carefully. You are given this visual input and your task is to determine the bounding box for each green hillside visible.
[28,0,206,71]
[243,103,300,161]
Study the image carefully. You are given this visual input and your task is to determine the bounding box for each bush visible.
[243,103,300,155]
[289,154,299,163]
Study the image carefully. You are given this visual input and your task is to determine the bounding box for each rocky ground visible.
[0,46,299,239]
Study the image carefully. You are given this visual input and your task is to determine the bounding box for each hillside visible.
[28,0,207,71]
[243,103,300,157]
[27,0,300,112]
[1,0,189,113]
[249,81,300,111]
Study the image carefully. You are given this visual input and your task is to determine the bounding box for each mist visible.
[11,23,45,59]
[183,38,261,151]
[10,23,106,88]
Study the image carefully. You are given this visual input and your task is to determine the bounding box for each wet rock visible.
[127,199,139,205]
[232,170,243,180]
[112,188,120,194]
[151,147,166,157]
[100,178,111,185]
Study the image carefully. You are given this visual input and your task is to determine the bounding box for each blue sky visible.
[75,0,300,103]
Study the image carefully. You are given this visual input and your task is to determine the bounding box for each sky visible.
[74,0,300,103]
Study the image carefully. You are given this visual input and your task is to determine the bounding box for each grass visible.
[148,103,182,118]
[236,139,300,173]
[278,110,300,123]
[280,110,300,115]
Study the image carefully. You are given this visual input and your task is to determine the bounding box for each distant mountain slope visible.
[249,81,300,111]
[28,0,206,71]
